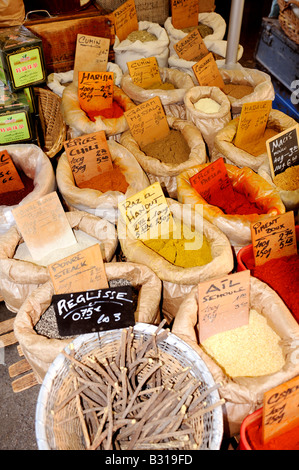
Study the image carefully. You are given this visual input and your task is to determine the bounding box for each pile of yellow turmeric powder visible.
[235,128,278,157]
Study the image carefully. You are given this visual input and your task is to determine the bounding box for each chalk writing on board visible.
[267,125,299,178]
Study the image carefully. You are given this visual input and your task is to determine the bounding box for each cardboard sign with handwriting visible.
[266,124,299,179]
[174,28,209,61]
[127,56,162,89]
[262,375,299,443]
[113,0,138,42]
[171,0,199,29]
[118,182,173,240]
[64,131,113,188]
[198,270,250,343]
[234,100,272,150]
[124,96,169,148]
[78,71,114,112]
[48,243,108,295]
[192,52,224,89]
[73,34,110,85]
[0,149,24,194]
[12,192,76,262]
[251,212,297,266]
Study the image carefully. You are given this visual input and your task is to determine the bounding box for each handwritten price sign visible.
[171,0,199,29]
[127,56,162,89]
[0,150,24,194]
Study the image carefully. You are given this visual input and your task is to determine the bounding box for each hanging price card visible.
[73,34,110,85]
[171,0,199,29]
[192,52,225,89]
[251,212,297,266]
[78,71,114,112]
[262,375,299,444]
[64,131,113,188]
[113,0,138,42]
[124,96,169,148]
[198,270,250,343]
[266,124,299,179]
[234,100,272,150]
[0,150,24,194]
[127,56,162,89]
[174,28,209,61]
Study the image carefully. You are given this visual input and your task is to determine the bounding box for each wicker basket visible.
[35,323,223,450]
[278,0,299,45]
[35,87,67,159]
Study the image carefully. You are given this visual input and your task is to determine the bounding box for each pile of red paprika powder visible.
[0,170,34,206]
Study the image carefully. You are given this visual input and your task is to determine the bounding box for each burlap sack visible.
[184,86,231,155]
[120,67,194,119]
[0,0,25,26]
[96,0,169,24]
[0,144,56,235]
[14,261,162,383]
[164,12,226,55]
[212,109,298,173]
[118,198,234,323]
[113,21,169,73]
[172,276,299,437]
[0,210,118,313]
[177,163,285,247]
[120,116,207,199]
[56,140,150,224]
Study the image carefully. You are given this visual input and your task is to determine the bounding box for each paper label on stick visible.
[78,71,114,112]
[0,150,24,194]
[192,52,225,89]
[113,0,139,42]
[198,270,250,343]
[174,28,209,61]
[118,182,173,240]
[127,56,162,89]
[266,124,299,179]
[124,96,169,148]
[250,212,297,266]
[64,131,113,188]
[48,244,108,295]
[234,100,272,150]
[73,34,110,86]
[262,375,299,444]
[12,192,76,262]
[171,0,199,29]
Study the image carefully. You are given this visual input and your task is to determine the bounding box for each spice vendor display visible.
[14,262,163,383]
[0,210,118,313]
[172,276,299,437]
[114,21,169,73]
[56,140,150,224]
[120,116,207,199]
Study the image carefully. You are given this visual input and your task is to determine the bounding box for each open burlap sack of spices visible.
[0,210,118,313]
[56,140,150,224]
[177,163,286,247]
[172,276,299,437]
[118,198,234,323]
[165,12,226,56]
[13,261,162,383]
[113,21,169,73]
[120,116,207,199]
[0,144,56,236]
[212,109,298,173]
[120,67,194,119]
[96,0,169,24]
[184,86,231,155]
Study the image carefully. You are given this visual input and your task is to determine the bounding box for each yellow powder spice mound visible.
[235,128,278,157]
[201,309,285,378]
[273,165,299,191]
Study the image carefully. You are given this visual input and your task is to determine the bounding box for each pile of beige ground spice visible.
[140,129,190,164]
[222,83,254,100]
[127,30,157,42]
[181,23,213,38]
[273,165,299,191]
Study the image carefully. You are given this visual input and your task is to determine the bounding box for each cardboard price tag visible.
[113,0,138,42]
[118,182,173,240]
[12,192,76,262]
[127,56,162,89]
[174,28,209,61]
[78,71,114,112]
[73,34,110,86]
[266,124,299,179]
[251,212,297,266]
[171,0,199,29]
[192,52,225,89]
[234,100,272,150]
[64,131,113,188]
[262,375,299,444]
[0,150,24,194]
[198,270,250,343]
[48,243,108,295]
[124,96,169,148]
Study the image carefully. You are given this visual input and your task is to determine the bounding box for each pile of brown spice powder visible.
[140,129,190,165]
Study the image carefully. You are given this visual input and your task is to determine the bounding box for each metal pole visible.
[225,0,245,66]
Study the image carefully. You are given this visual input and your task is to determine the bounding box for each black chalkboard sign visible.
[267,125,299,178]
[53,286,135,337]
